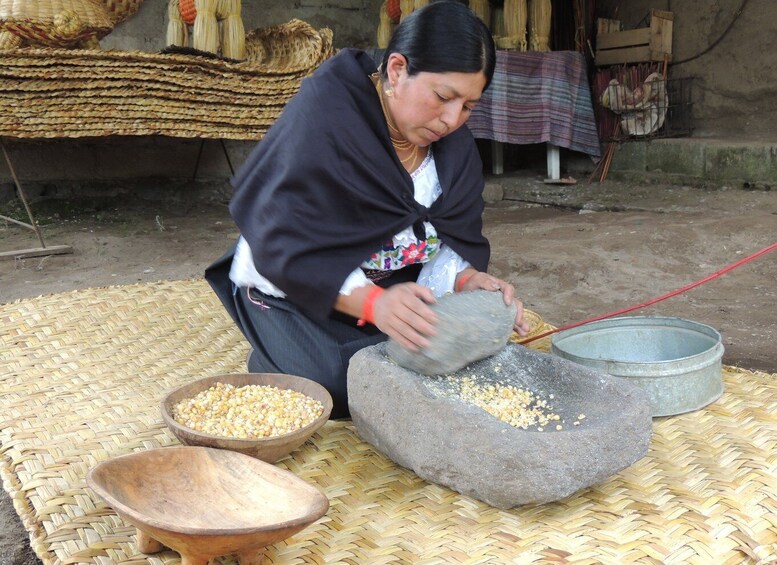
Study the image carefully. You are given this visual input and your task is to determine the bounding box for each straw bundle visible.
[0,0,113,47]
[470,0,490,27]
[169,0,245,60]
[502,0,527,50]
[413,0,429,10]
[165,0,188,48]
[218,0,244,60]
[529,0,551,51]
[490,3,505,37]
[399,0,414,21]
[377,1,393,48]
[192,0,218,54]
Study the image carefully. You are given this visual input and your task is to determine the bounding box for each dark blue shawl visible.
[229,48,490,320]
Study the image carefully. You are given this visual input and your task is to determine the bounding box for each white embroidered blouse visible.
[229,150,470,298]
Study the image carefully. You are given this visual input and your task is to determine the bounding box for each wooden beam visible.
[597,28,651,50]
[0,245,73,260]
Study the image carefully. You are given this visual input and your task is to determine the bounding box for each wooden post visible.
[0,139,73,259]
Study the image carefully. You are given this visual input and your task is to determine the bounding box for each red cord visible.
[517,241,777,345]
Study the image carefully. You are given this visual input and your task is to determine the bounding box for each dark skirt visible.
[205,244,390,419]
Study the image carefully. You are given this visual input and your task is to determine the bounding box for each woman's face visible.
[385,54,487,147]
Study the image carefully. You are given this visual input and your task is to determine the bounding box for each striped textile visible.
[468,50,602,159]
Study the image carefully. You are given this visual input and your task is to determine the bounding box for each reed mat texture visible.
[1,279,776,564]
[0,19,333,140]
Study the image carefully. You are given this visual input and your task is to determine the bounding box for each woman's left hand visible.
[457,270,530,336]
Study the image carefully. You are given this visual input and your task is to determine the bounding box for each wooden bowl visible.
[87,446,329,564]
[161,373,333,463]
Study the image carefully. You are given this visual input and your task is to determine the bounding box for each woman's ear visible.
[384,52,408,88]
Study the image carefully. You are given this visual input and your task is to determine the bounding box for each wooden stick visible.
[0,245,73,260]
[1,139,46,248]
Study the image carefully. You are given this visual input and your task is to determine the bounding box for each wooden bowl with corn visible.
[161,373,333,463]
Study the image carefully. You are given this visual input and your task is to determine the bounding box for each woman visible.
[206,1,530,418]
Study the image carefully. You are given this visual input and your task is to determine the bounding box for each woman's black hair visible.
[380,1,497,91]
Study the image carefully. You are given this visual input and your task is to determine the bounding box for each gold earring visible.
[385,86,394,97]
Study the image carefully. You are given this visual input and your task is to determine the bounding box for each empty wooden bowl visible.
[87,446,329,564]
[161,373,333,463]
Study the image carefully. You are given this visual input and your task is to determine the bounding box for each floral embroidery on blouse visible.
[364,234,440,271]
[362,152,442,271]
[401,241,428,265]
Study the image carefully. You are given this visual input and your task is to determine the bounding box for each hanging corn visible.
[192,0,219,54]
[179,0,197,25]
[377,1,394,48]
[166,0,188,48]
[218,0,245,59]
[386,0,401,24]
[469,0,491,28]
[399,0,415,21]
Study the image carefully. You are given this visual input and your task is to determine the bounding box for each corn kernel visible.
[172,382,324,439]
[429,374,561,431]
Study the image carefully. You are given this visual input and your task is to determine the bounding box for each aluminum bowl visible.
[551,316,724,417]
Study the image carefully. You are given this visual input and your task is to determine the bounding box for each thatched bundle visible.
[166,0,245,60]
[529,0,551,52]
[502,0,527,50]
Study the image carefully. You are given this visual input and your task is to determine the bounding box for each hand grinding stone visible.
[387,290,517,375]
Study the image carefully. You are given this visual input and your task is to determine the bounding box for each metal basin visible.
[551,316,724,417]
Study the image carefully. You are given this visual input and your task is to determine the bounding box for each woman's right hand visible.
[373,282,438,351]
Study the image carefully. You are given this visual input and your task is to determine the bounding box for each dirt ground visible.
[2,173,777,564]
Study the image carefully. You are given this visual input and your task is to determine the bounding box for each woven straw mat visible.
[0,0,114,47]
[244,19,334,72]
[0,23,332,140]
[1,279,776,564]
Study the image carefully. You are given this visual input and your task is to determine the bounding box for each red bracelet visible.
[456,273,474,293]
[357,285,385,326]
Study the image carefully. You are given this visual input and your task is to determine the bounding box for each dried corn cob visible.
[166,0,188,47]
[219,0,245,59]
[192,0,219,54]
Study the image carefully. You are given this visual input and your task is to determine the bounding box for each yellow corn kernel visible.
[435,375,561,431]
[172,382,324,439]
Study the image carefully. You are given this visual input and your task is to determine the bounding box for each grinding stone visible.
[348,342,654,508]
[387,289,516,375]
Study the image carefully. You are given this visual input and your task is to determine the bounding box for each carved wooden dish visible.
[161,373,333,463]
[87,446,329,564]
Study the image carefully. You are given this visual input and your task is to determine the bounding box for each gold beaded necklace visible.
[374,76,419,169]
